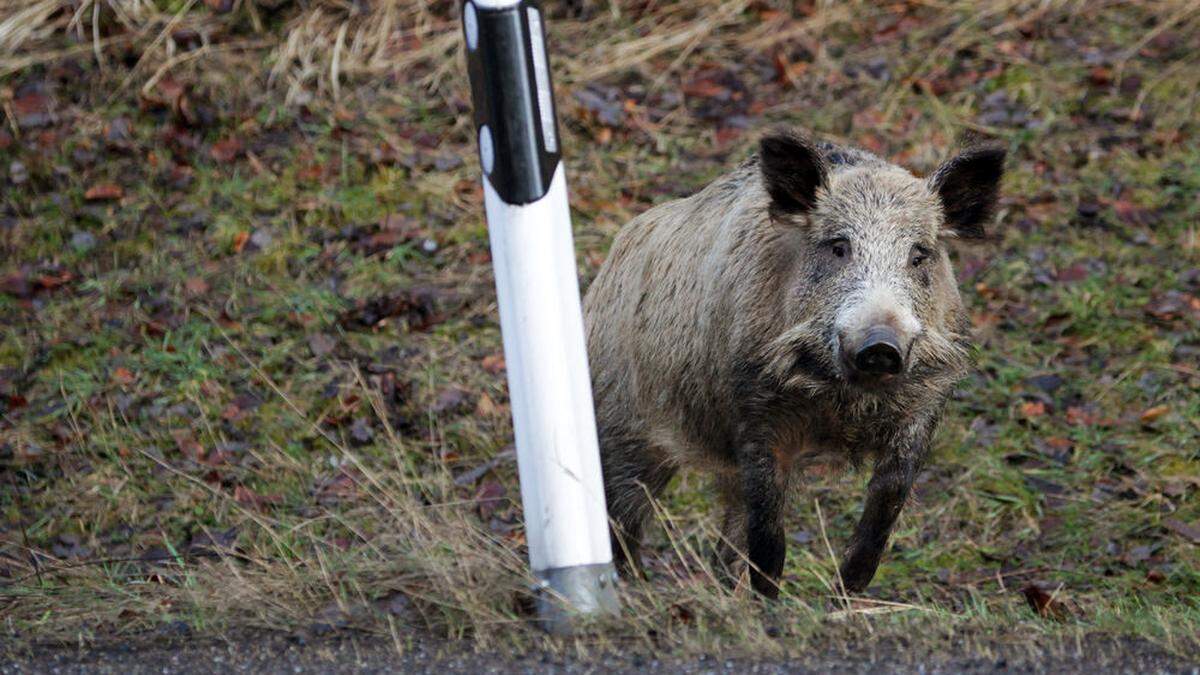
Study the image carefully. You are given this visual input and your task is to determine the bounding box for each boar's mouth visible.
[788,348,839,383]
[763,321,840,388]
[844,369,902,390]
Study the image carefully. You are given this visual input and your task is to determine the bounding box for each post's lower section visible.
[481,165,619,633]
[534,562,620,635]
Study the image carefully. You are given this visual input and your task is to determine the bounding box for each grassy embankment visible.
[1,0,1197,657]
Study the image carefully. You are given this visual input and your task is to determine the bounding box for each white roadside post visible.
[460,0,619,633]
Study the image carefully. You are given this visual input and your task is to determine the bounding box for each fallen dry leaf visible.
[184,277,209,296]
[1036,436,1074,463]
[231,231,250,254]
[474,479,507,520]
[234,485,282,510]
[772,50,809,88]
[1109,198,1158,227]
[1145,291,1200,322]
[1065,405,1114,427]
[481,353,506,375]
[1,271,31,298]
[1163,519,1200,544]
[1021,584,1070,621]
[315,470,362,505]
[682,78,729,99]
[1020,401,1047,418]
[12,92,54,128]
[339,288,444,331]
[1054,263,1090,282]
[37,271,73,291]
[85,183,124,201]
[210,136,243,162]
[1139,405,1170,424]
[433,387,471,414]
[475,392,501,417]
[172,430,205,462]
[140,76,210,127]
[297,163,324,182]
[1088,65,1113,86]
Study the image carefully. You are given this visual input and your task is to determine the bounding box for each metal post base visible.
[534,562,620,635]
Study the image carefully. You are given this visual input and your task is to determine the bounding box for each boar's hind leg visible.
[838,452,920,593]
[601,437,677,579]
[738,442,788,599]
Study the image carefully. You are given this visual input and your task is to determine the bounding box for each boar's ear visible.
[759,131,828,215]
[928,145,1005,239]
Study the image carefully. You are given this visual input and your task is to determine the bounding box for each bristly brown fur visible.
[584,129,1003,596]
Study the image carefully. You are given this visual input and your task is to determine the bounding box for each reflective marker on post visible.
[461,0,618,633]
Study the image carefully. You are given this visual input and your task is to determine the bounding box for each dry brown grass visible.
[7,0,1197,121]
[5,0,1198,116]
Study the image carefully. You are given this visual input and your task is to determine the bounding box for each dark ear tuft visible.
[928,145,1006,239]
[759,131,828,215]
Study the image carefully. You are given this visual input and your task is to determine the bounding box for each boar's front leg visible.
[738,441,789,599]
[838,449,923,593]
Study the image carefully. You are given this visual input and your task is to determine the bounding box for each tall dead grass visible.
[4,0,1194,109]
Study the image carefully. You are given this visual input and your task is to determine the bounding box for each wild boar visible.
[583,130,1004,597]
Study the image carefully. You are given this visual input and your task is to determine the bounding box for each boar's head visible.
[759,130,1004,393]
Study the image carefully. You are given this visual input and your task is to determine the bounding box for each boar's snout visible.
[844,324,907,379]
[852,326,904,375]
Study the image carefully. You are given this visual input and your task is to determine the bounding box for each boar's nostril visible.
[853,327,903,375]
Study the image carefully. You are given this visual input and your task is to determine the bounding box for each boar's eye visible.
[910,244,931,268]
[826,238,851,259]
